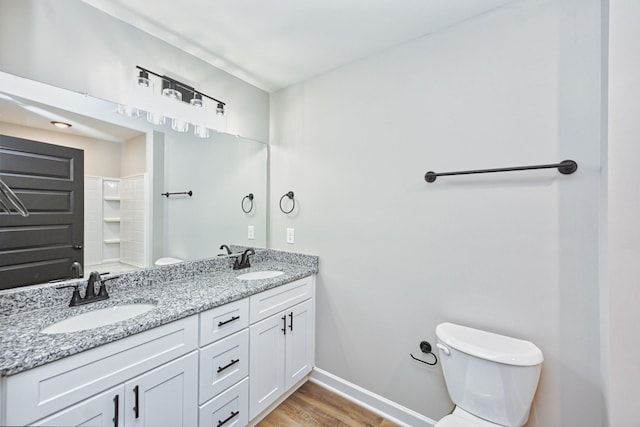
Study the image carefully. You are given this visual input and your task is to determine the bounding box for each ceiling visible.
[81,0,517,92]
[0,93,142,142]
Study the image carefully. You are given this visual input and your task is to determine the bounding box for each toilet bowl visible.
[435,322,543,427]
[154,257,184,266]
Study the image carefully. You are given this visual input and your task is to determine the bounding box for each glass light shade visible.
[172,118,189,133]
[147,111,166,125]
[190,94,203,107]
[194,125,210,139]
[116,104,140,118]
[162,87,182,100]
[216,102,224,115]
[137,70,150,87]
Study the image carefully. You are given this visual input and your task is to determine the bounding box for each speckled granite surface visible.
[0,249,318,377]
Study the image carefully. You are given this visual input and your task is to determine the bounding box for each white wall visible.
[270,0,602,425]
[122,134,146,177]
[0,0,269,142]
[603,0,640,425]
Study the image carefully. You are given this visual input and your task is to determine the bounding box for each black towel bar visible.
[424,160,578,183]
[161,191,193,197]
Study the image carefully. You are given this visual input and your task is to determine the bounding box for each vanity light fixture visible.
[50,121,72,129]
[137,70,150,87]
[135,65,225,113]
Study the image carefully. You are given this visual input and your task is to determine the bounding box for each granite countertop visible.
[0,250,318,377]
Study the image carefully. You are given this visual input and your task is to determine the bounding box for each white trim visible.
[310,368,437,427]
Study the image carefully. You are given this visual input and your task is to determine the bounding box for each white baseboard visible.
[310,368,437,427]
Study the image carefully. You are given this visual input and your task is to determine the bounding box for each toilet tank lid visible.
[436,322,543,366]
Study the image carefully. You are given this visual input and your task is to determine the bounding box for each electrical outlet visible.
[248,225,255,240]
[286,227,295,244]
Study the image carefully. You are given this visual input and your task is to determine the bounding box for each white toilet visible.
[435,322,544,427]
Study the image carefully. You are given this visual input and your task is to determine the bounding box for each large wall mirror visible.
[0,72,267,289]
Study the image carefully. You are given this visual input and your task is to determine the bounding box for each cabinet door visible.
[249,312,286,419]
[124,352,198,427]
[285,299,315,389]
[32,385,124,427]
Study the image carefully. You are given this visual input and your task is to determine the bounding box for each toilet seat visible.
[435,408,503,427]
[154,257,184,266]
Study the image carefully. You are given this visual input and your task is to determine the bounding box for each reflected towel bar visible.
[424,160,578,183]
[161,191,193,197]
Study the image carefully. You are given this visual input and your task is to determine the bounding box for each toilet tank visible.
[436,323,544,427]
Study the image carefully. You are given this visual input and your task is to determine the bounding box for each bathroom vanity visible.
[0,250,318,427]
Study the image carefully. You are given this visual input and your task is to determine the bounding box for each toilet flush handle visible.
[436,343,451,356]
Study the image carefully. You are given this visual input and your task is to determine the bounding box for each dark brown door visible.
[0,135,84,289]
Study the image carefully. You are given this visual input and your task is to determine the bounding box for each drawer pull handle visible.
[289,312,294,331]
[282,315,287,335]
[217,410,239,427]
[133,385,139,419]
[113,394,119,427]
[217,358,240,373]
[218,315,240,327]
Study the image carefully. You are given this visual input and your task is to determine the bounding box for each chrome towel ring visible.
[242,193,254,213]
[279,191,295,214]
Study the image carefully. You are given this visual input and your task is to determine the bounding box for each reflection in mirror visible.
[0,72,267,290]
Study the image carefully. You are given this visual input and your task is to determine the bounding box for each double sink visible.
[40,270,284,335]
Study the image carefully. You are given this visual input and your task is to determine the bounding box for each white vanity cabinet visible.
[249,276,315,420]
[1,273,315,427]
[3,316,199,427]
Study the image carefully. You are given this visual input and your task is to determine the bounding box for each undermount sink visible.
[236,270,284,281]
[41,303,156,334]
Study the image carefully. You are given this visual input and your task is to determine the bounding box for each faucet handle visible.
[97,275,120,298]
[57,284,83,307]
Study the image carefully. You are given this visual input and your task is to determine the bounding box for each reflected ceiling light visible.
[147,111,166,126]
[137,70,150,87]
[194,125,210,139]
[116,104,140,118]
[50,121,72,129]
[171,118,189,133]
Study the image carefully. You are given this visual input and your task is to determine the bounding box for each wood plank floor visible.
[257,381,399,427]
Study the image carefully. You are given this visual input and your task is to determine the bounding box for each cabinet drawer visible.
[199,377,248,427]
[199,298,249,346]
[5,316,198,426]
[250,276,313,323]
[199,329,249,404]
